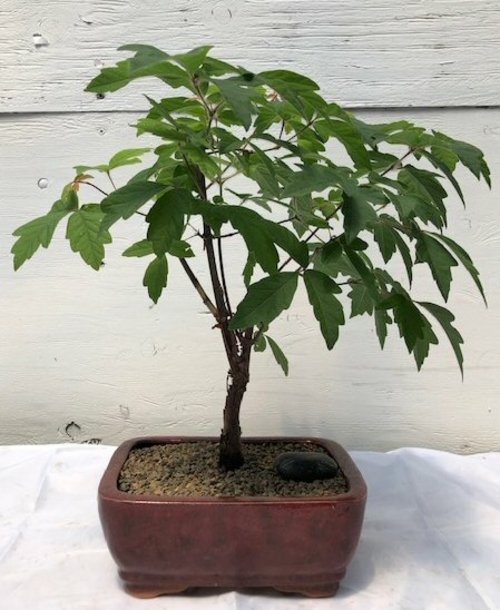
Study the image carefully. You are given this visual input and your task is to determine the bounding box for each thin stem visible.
[78,181,109,197]
[278,119,286,140]
[106,171,117,191]
[178,258,219,319]
[193,167,238,364]
[217,236,233,317]
[220,216,295,239]
[215,148,233,317]
[381,147,418,177]
[278,204,342,272]
[284,117,317,143]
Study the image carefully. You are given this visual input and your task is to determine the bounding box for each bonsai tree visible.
[12,45,490,470]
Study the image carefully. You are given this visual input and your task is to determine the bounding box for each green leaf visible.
[349,283,373,317]
[228,210,278,274]
[412,322,439,370]
[372,219,397,263]
[315,115,372,170]
[108,148,151,171]
[321,240,342,264]
[421,149,464,206]
[343,247,379,301]
[415,232,458,301]
[253,333,267,352]
[392,294,438,367]
[435,133,491,186]
[245,147,282,198]
[123,239,154,258]
[135,118,186,141]
[399,166,448,228]
[289,196,330,235]
[303,270,345,349]
[123,235,193,260]
[342,189,378,243]
[203,56,240,77]
[266,335,289,376]
[258,70,321,117]
[75,148,151,177]
[168,240,195,258]
[419,301,464,375]
[86,45,191,94]
[432,233,486,305]
[282,165,342,198]
[173,46,212,73]
[146,190,186,256]
[100,181,166,230]
[243,252,257,287]
[143,256,168,303]
[12,198,75,270]
[211,77,258,130]
[74,163,109,174]
[259,70,319,92]
[182,144,220,180]
[230,272,299,329]
[261,217,309,268]
[66,205,112,270]
[392,230,414,285]
[213,206,308,273]
[374,308,392,348]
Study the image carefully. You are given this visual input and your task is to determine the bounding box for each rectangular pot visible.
[98,436,367,598]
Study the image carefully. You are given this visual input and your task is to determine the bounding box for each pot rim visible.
[98,435,367,505]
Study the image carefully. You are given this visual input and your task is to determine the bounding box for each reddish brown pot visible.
[98,436,367,598]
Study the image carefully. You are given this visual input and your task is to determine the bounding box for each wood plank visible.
[1,0,500,113]
[0,108,499,449]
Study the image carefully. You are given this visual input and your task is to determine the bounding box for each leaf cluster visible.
[12,45,491,375]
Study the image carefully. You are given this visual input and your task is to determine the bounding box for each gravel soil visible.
[118,440,349,498]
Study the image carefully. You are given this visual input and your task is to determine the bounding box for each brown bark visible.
[189,164,253,470]
[218,350,251,470]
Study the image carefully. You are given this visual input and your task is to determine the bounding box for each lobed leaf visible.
[143,255,168,303]
[415,232,458,301]
[108,148,151,171]
[431,233,486,304]
[12,196,77,270]
[100,181,166,230]
[230,272,299,329]
[342,187,379,243]
[419,301,464,375]
[86,44,191,93]
[146,191,186,256]
[303,270,345,349]
[392,294,438,368]
[66,205,112,270]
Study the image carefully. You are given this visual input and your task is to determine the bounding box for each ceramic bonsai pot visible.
[98,436,367,598]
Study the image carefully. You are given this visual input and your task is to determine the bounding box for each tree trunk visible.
[190,169,252,470]
[218,350,251,470]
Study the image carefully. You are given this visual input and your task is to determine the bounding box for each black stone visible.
[275,451,339,483]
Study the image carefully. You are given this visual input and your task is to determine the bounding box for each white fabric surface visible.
[0,444,499,610]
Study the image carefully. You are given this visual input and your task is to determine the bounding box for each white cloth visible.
[0,444,499,609]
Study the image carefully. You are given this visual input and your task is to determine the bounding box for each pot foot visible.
[120,571,188,598]
[124,584,188,598]
[274,581,340,598]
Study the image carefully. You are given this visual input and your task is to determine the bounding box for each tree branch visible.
[178,258,219,319]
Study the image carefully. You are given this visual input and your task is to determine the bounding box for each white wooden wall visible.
[1,0,499,452]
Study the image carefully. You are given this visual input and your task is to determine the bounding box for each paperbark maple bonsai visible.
[12,45,490,471]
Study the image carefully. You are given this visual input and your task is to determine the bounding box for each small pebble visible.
[275,451,339,483]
